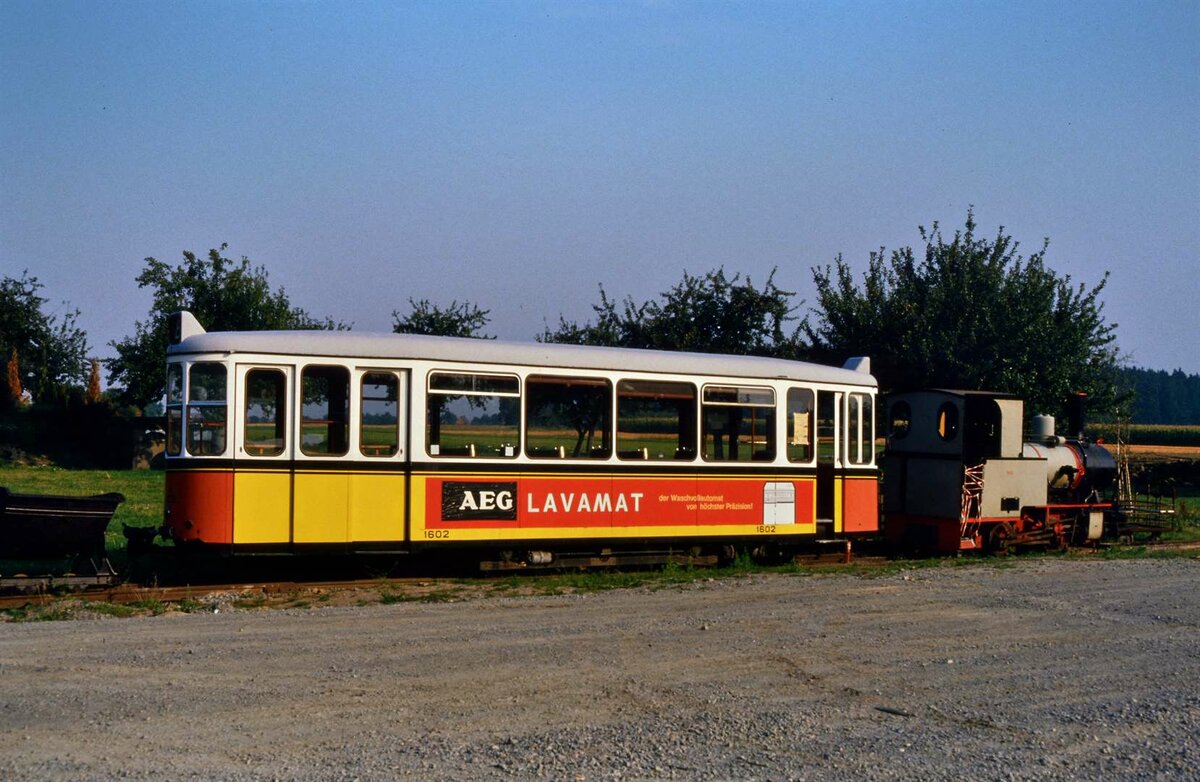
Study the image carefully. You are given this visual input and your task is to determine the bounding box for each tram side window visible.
[786,388,815,463]
[166,364,183,456]
[426,372,519,458]
[847,393,874,465]
[526,376,612,459]
[616,380,696,460]
[361,372,399,457]
[245,369,287,457]
[186,363,227,456]
[702,385,775,463]
[301,365,349,456]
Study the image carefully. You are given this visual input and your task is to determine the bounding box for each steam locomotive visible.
[882,389,1117,554]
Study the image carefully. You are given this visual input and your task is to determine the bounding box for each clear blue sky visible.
[2,1,1197,375]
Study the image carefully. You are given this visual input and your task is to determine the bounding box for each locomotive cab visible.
[884,390,1044,552]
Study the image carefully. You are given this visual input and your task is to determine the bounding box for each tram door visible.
[816,390,841,532]
[347,369,408,544]
[233,365,294,545]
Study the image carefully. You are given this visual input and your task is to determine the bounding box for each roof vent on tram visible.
[168,311,207,345]
[842,356,871,374]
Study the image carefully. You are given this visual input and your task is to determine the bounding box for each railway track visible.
[2,541,1195,612]
[0,576,442,610]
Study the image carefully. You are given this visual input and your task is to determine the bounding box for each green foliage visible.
[176,597,204,613]
[542,268,799,356]
[805,210,1120,418]
[380,588,463,603]
[128,598,168,615]
[3,605,74,623]
[106,245,343,407]
[88,602,138,618]
[0,271,90,404]
[392,298,493,338]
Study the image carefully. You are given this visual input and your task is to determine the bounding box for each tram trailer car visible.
[882,389,1116,554]
[160,312,879,567]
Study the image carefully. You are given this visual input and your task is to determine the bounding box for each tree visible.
[1118,367,1200,424]
[542,268,799,356]
[804,210,1120,418]
[392,298,493,338]
[0,271,90,404]
[107,245,342,408]
[85,359,102,405]
[3,349,21,410]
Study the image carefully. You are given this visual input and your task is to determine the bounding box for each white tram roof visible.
[169,321,875,388]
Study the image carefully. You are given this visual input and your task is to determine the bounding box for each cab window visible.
[937,401,959,442]
[166,364,183,456]
[186,363,227,456]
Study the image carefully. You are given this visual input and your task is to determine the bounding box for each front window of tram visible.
[166,364,183,456]
[186,363,228,456]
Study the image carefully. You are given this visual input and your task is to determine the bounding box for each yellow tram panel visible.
[349,473,406,542]
[233,470,291,544]
[293,472,349,543]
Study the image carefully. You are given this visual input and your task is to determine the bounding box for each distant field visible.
[1125,444,1200,462]
[1087,424,1200,448]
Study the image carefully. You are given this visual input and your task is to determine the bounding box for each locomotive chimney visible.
[1066,392,1088,440]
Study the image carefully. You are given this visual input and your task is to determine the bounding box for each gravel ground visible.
[1,557,1197,781]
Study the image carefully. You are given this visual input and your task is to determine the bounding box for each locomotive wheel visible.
[985,522,1015,555]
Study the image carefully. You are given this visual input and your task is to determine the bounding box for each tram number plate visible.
[756,525,777,534]
[424,529,451,539]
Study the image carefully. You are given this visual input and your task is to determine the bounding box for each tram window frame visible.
[244,368,288,457]
[426,371,520,459]
[786,387,815,464]
[360,372,401,458]
[701,384,776,463]
[166,363,183,456]
[186,362,228,457]
[846,393,874,466]
[300,365,350,457]
[525,375,613,460]
[616,379,697,461]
